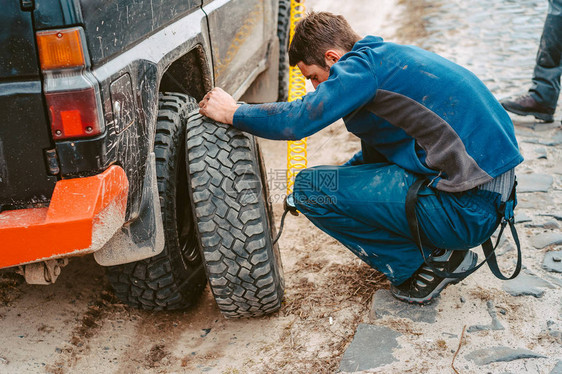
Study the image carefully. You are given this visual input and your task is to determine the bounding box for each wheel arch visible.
[159,45,213,102]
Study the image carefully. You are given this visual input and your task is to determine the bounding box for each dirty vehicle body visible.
[0,0,289,317]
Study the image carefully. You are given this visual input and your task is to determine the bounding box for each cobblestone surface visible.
[341,0,562,373]
[414,0,549,100]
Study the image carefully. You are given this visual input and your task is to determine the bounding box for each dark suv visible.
[0,0,290,318]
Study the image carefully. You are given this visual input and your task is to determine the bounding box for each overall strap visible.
[405,178,521,280]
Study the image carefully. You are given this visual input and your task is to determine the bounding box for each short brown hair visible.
[288,11,361,68]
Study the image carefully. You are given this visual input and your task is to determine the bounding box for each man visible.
[199,12,523,304]
[501,0,562,122]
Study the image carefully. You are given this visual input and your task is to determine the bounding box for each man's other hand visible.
[199,87,240,125]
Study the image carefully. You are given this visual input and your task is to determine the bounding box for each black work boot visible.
[390,249,477,305]
[501,94,555,122]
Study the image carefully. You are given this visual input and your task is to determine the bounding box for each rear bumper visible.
[0,166,128,269]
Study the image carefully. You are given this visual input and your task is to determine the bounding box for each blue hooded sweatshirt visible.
[233,36,523,192]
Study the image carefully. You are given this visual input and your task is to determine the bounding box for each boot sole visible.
[502,105,554,122]
[391,251,478,305]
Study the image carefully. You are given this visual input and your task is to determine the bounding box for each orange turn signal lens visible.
[36,28,86,71]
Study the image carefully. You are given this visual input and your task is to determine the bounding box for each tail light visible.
[36,27,104,140]
[46,88,102,139]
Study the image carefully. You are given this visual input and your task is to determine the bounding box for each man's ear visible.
[324,49,344,67]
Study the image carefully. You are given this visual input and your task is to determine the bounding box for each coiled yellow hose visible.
[286,0,307,195]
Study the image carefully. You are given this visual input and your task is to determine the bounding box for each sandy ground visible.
[1,1,561,373]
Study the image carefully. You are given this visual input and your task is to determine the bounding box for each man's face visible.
[297,62,331,89]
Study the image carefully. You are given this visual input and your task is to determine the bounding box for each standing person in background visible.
[501,0,562,123]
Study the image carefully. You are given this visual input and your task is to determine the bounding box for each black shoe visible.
[501,94,555,122]
[390,249,477,305]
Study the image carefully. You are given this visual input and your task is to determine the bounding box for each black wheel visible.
[106,93,207,310]
[186,113,285,318]
[277,0,290,102]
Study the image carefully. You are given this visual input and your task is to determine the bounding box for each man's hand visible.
[199,87,240,125]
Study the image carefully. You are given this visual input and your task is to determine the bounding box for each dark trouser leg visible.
[530,10,562,109]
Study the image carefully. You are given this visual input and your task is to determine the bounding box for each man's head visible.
[288,11,361,88]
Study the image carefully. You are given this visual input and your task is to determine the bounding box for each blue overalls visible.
[293,161,506,285]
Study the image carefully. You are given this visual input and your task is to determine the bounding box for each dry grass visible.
[282,259,389,318]
[272,247,390,372]
[468,286,527,316]
[377,317,422,336]
[468,286,494,302]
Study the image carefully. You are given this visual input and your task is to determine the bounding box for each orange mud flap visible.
[0,165,129,279]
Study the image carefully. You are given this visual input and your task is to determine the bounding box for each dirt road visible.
[3,0,561,373]
[0,1,400,373]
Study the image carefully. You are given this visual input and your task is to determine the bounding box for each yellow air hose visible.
[286,0,307,195]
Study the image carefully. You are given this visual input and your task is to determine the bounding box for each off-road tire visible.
[277,0,290,102]
[186,113,285,318]
[106,93,207,310]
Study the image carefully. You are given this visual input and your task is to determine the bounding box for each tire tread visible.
[106,93,206,311]
[185,113,284,318]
